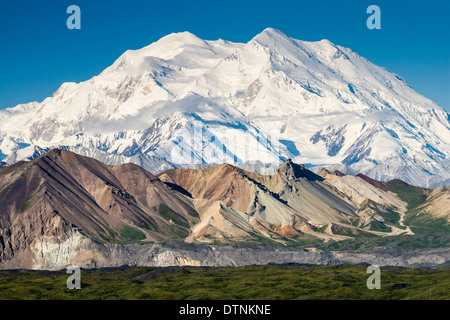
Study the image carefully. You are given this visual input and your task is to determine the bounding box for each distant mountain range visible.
[0,149,448,269]
[0,28,449,187]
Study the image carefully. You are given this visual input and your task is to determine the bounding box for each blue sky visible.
[0,0,449,111]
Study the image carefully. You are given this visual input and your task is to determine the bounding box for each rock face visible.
[6,236,450,270]
[0,149,449,270]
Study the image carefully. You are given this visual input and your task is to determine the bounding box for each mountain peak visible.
[251,27,291,44]
[278,159,324,181]
[153,31,206,47]
[260,27,287,36]
[1,29,449,188]
[162,30,199,40]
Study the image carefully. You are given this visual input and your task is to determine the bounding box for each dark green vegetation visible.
[357,199,404,231]
[384,180,428,211]
[20,194,34,213]
[316,232,450,252]
[232,232,450,253]
[330,224,374,237]
[119,225,146,241]
[384,180,450,234]
[157,204,190,229]
[405,211,450,234]
[0,264,448,300]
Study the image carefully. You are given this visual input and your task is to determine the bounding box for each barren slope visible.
[0,149,200,268]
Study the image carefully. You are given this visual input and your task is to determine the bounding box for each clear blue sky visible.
[1,0,449,111]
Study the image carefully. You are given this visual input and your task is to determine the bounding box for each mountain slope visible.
[0,29,449,188]
[159,158,444,242]
[318,169,450,235]
[0,149,200,268]
[382,180,450,234]
[0,149,449,269]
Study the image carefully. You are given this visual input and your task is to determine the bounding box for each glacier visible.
[0,28,449,187]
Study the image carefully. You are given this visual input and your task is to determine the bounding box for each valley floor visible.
[0,264,449,300]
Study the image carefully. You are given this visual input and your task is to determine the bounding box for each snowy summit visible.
[0,28,449,187]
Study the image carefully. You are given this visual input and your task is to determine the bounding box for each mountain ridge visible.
[0,28,449,188]
[1,149,449,269]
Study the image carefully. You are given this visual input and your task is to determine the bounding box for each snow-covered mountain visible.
[0,28,449,187]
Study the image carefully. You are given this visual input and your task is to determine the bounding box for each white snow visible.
[0,28,449,187]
